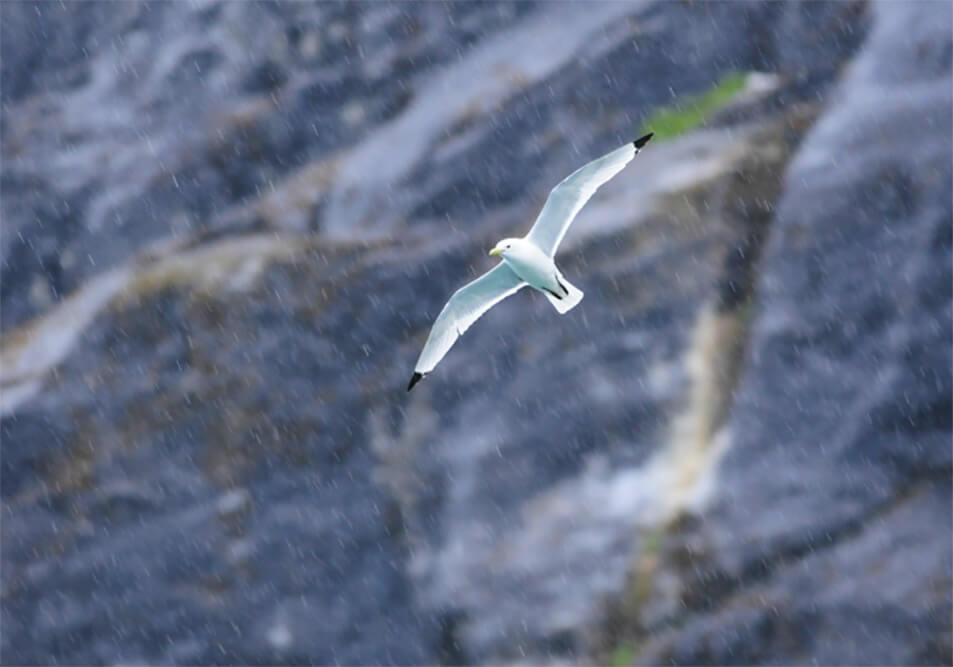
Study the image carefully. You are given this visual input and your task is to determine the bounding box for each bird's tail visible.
[544,269,584,314]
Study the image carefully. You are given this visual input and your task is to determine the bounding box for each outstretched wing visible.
[527,133,653,257]
[409,262,526,389]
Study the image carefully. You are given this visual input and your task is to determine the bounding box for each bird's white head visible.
[489,238,521,257]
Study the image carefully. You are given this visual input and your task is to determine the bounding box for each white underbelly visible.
[503,252,559,293]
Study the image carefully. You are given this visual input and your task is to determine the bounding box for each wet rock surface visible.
[636,3,953,663]
[2,1,950,664]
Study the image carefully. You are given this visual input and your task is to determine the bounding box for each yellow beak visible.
[489,248,503,256]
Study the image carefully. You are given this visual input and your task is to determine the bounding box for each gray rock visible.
[1,1,539,330]
[636,1,952,663]
[3,1,948,665]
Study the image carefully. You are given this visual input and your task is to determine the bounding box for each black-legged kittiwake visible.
[408,132,654,391]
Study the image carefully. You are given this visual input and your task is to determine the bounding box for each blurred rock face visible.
[1,1,949,665]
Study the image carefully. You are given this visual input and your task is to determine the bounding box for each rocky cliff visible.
[2,1,950,664]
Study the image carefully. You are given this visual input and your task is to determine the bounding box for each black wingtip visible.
[634,132,654,150]
[407,372,424,392]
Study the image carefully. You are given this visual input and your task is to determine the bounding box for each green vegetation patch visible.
[609,643,636,667]
[642,72,748,141]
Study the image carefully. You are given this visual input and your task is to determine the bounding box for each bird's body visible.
[492,237,564,298]
[408,132,653,391]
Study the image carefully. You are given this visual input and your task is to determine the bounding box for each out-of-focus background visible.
[1,1,950,664]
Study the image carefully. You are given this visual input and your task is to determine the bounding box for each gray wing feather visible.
[413,263,525,374]
[526,142,637,257]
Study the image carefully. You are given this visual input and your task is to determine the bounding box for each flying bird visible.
[408,132,654,391]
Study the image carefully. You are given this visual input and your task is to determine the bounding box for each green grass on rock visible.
[642,72,748,141]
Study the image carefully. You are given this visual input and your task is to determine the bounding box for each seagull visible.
[407,132,653,391]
